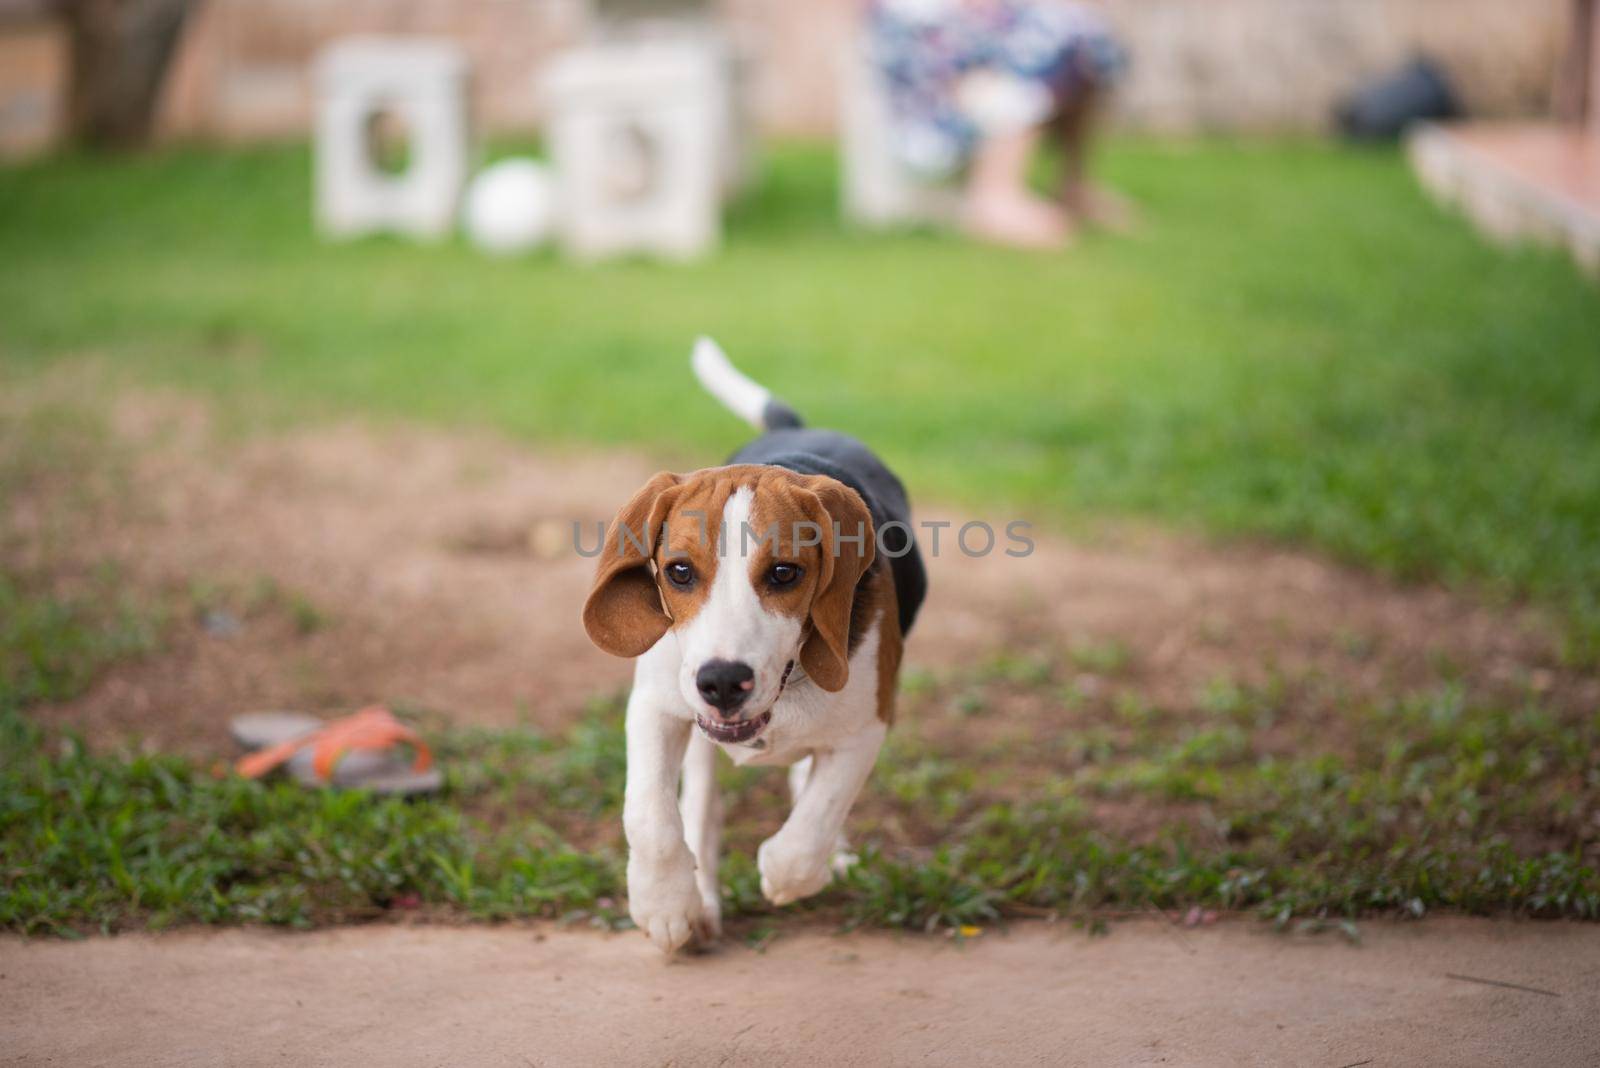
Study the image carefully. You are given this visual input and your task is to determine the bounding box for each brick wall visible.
[124,0,1592,141]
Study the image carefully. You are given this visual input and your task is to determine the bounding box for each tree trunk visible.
[58,0,196,149]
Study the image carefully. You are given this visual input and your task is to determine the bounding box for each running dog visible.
[583,338,927,952]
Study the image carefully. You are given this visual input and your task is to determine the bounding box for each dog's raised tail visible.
[691,337,804,432]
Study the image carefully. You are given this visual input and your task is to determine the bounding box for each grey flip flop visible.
[231,707,443,796]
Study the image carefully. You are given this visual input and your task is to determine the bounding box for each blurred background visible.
[0,0,1576,149]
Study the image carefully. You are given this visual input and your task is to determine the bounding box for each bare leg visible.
[1054,81,1136,231]
[962,125,1073,250]
[679,730,723,942]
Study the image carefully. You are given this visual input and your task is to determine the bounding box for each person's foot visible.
[1061,182,1140,232]
[962,190,1074,250]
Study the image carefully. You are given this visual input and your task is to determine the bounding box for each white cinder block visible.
[545,39,730,260]
[315,38,469,241]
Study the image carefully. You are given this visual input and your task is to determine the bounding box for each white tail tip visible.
[691,336,769,430]
[691,335,732,379]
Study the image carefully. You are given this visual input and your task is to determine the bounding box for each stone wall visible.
[1099,0,1568,133]
[0,0,1574,152]
[157,0,592,140]
[719,0,1570,135]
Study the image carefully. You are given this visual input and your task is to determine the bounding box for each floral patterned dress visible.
[868,0,1128,177]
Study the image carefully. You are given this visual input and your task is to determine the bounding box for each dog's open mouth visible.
[696,710,773,745]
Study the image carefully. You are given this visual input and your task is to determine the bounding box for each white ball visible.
[462,158,556,255]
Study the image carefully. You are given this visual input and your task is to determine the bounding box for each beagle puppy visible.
[583,338,927,953]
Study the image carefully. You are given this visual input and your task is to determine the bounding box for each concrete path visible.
[3,919,1597,1066]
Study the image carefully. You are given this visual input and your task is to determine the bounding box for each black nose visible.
[696,659,754,715]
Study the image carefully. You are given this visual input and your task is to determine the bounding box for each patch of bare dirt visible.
[11,386,1596,755]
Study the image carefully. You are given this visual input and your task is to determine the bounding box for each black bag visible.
[1336,57,1462,141]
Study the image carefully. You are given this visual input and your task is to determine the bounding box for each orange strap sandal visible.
[233,706,442,796]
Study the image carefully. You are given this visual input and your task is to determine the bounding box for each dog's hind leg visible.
[788,756,855,873]
[680,730,724,942]
[786,755,812,805]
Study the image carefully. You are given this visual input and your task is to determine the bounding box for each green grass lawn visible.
[2,141,1598,653]
[6,654,1597,936]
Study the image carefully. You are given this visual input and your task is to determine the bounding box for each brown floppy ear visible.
[582,471,683,658]
[796,476,876,692]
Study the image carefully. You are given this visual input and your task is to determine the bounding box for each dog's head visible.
[583,465,875,744]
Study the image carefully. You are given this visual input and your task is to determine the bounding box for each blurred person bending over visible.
[869,0,1131,249]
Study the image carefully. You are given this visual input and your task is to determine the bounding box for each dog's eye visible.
[767,563,802,587]
[663,562,695,587]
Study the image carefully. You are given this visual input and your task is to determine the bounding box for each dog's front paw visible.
[627,852,704,954]
[758,832,834,907]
